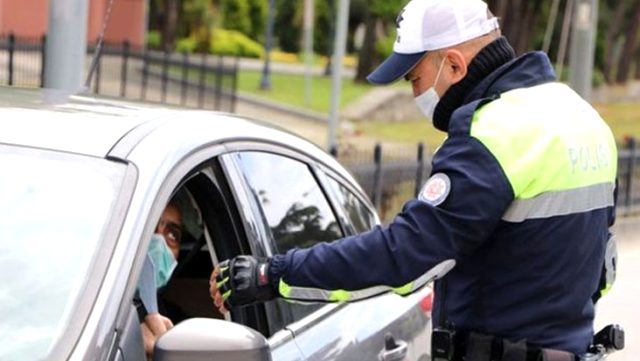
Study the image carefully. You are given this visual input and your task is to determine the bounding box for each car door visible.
[220,146,432,361]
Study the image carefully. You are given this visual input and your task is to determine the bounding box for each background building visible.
[0,0,146,47]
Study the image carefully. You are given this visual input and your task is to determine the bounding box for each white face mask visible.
[414,58,446,121]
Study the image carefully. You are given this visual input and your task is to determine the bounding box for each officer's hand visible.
[209,266,228,314]
[209,255,277,311]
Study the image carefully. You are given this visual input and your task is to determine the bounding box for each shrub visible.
[176,37,199,53]
[210,29,264,58]
[147,31,162,50]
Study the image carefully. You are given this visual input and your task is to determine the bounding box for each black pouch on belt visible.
[464,332,493,361]
[500,338,527,361]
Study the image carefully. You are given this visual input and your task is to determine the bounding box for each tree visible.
[180,0,217,51]
[602,0,628,82]
[274,0,302,52]
[247,0,268,42]
[221,0,252,36]
[616,0,640,83]
[147,0,180,51]
[353,0,405,83]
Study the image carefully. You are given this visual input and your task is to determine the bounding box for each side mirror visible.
[153,318,272,361]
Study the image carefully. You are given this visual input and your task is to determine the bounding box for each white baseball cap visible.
[367,0,500,85]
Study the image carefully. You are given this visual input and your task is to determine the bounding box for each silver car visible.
[0,88,433,361]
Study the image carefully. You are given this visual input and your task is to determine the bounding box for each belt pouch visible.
[465,332,493,361]
[500,339,526,361]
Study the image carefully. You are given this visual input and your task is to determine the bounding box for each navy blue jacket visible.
[269,52,616,355]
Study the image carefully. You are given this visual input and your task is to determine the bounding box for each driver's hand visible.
[141,313,173,358]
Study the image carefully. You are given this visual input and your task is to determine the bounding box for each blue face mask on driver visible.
[147,233,178,288]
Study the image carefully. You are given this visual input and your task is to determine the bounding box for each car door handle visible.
[380,334,408,361]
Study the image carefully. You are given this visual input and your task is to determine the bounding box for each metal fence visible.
[617,137,640,216]
[0,34,238,112]
[337,143,432,222]
[341,140,640,222]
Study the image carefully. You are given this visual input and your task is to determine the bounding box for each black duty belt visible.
[432,329,576,361]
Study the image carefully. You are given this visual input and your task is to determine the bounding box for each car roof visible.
[0,88,161,156]
[0,87,356,184]
[0,88,305,154]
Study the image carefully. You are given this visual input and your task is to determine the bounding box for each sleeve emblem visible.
[418,173,451,206]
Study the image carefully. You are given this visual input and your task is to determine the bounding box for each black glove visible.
[216,255,278,308]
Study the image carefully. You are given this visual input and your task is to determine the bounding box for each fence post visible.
[231,56,239,112]
[8,33,15,86]
[120,40,130,97]
[40,35,47,88]
[214,55,223,110]
[161,49,169,103]
[330,144,338,158]
[93,43,101,94]
[180,51,188,106]
[141,49,149,100]
[625,137,636,208]
[372,143,383,211]
[198,53,206,108]
[414,142,425,197]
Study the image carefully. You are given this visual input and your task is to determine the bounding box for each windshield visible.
[0,146,126,360]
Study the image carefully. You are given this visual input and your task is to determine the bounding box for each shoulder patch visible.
[418,173,451,206]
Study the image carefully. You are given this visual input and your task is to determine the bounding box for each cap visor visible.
[367,52,426,85]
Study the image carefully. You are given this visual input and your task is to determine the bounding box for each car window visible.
[324,176,378,234]
[234,151,343,321]
[0,147,126,361]
[235,152,343,252]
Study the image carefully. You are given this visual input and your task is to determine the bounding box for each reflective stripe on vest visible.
[471,82,617,222]
[278,259,456,303]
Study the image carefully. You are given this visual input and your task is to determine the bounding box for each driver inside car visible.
[135,199,183,358]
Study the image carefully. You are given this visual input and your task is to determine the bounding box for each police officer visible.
[210,0,618,360]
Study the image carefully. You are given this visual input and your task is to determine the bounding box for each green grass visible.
[354,120,448,149]
[353,103,640,149]
[594,103,640,143]
[232,66,640,147]
[237,70,374,113]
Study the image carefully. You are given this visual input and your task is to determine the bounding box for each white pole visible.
[303,0,315,107]
[328,0,350,153]
[44,0,89,92]
[569,0,598,101]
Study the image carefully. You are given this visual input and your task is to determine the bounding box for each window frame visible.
[218,141,353,335]
[315,167,380,235]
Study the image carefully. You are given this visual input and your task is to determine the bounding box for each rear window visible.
[0,146,126,360]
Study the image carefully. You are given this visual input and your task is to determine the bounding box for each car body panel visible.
[0,87,431,361]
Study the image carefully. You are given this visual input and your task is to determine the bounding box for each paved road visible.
[593,217,640,360]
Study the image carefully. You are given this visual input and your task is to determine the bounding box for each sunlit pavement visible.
[594,216,640,360]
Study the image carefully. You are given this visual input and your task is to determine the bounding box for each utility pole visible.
[568,0,598,101]
[260,0,276,90]
[328,0,350,153]
[303,0,315,107]
[44,0,89,93]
